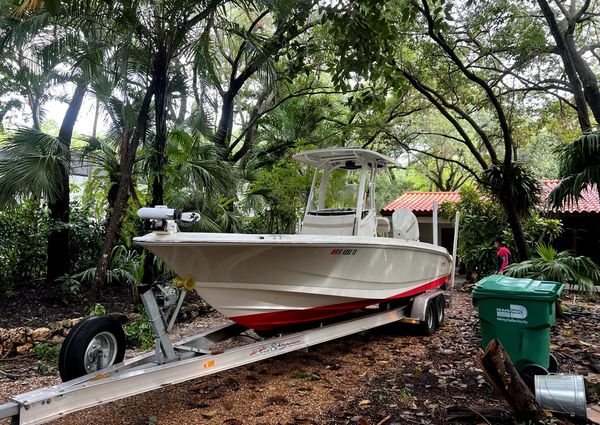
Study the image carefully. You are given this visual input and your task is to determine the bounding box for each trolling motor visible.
[137,206,200,233]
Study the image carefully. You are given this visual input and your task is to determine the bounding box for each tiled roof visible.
[381,191,461,213]
[541,180,600,214]
[382,180,600,215]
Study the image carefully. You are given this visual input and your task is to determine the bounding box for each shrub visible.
[0,201,49,294]
[124,312,154,350]
[0,200,104,296]
[505,243,600,292]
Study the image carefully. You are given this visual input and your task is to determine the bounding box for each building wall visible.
[417,217,455,253]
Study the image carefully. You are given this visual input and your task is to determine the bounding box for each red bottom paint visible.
[231,275,449,331]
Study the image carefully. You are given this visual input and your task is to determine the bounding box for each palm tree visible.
[504,243,600,292]
[549,131,600,208]
[0,81,86,283]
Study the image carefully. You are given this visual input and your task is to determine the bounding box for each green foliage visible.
[0,199,105,296]
[35,341,61,374]
[549,130,600,209]
[68,203,105,270]
[34,342,61,363]
[123,312,154,350]
[244,159,312,234]
[521,217,562,247]
[441,186,563,276]
[481,162,541,218]
[67,244,145,289]
[291,370,321,381]
[505,243,600,292]
[88,303,107,316]
[0,128,69,207]
[375,170,412,211]
[441,186,505,276]
[0,201,49,295]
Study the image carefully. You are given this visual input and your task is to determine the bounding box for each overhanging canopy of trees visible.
[0,0,599,288]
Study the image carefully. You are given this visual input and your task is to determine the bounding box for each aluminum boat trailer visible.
[0,284,447,425]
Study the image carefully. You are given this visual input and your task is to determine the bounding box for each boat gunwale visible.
[133,235,452,259]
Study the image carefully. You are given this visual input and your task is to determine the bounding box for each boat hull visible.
[134,233,452,330]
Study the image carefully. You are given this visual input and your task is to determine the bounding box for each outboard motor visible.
[392,208,420,240]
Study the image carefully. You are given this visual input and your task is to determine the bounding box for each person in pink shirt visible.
[495,237,512,274]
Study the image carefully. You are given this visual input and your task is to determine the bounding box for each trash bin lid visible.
[472,275,564,301]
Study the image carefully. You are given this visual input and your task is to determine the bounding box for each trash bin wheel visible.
[59,316,126,382]
[417,302,437,336]
[435,295,445,327]
[548,352,560,373]
[519,363,548,391]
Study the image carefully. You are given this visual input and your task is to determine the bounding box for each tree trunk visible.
[47,82,87,283]
[95,81,155,292]
[142,45,169,285]
[565,34,600,125]
[30,97,41,131]
[214,92,236,154]
[500,192,529,262]
[92,97,100,138]
[536,0,592,131]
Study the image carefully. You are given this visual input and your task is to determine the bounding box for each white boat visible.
[134,148,452,331]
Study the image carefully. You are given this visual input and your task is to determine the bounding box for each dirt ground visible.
[0,286,599,425]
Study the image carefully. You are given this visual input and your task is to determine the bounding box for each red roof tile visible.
[382,191,461,213]
[382,180,600,215]
[541,180,600,214]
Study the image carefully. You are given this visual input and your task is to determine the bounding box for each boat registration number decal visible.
[330,248,358,256]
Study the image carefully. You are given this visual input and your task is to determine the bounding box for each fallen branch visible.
[446,406,513,424]
[375,415,391,425]
[477,339,547,422]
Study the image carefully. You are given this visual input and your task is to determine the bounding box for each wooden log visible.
[586,374,600,404]
[476,339,548,422]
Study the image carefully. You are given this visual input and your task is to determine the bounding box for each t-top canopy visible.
[292,148,398,169]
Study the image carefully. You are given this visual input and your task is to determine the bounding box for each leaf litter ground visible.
[0,286,599,425]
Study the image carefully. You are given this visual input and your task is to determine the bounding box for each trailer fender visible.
[409,291,444,322]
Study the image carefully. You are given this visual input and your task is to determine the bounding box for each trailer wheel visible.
[59,316,126,382]
[417,303,436,335]
[435,296,445,327]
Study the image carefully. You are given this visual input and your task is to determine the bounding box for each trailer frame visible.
[0,286,448,425]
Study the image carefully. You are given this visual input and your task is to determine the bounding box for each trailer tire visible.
[435,296,445,327]
[417,303,436,336]
[59,316,125,382]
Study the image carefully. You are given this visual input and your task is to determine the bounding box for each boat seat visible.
[376,217,390,234]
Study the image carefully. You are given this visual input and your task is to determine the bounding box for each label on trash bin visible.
[496,304,528,324]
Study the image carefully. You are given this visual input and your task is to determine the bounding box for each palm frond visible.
[550,131,600,208]
[504,242,600,292]
[0,127,69,206]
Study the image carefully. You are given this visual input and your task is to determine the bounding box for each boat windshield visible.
[307,168,374,214]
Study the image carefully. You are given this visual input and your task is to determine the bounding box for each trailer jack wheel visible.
[59,316,126,382]
[417,303,436,336]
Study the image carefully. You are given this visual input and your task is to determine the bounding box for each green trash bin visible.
[472,275,564,371]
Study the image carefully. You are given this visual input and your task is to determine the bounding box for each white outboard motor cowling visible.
[392,208,420,241]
